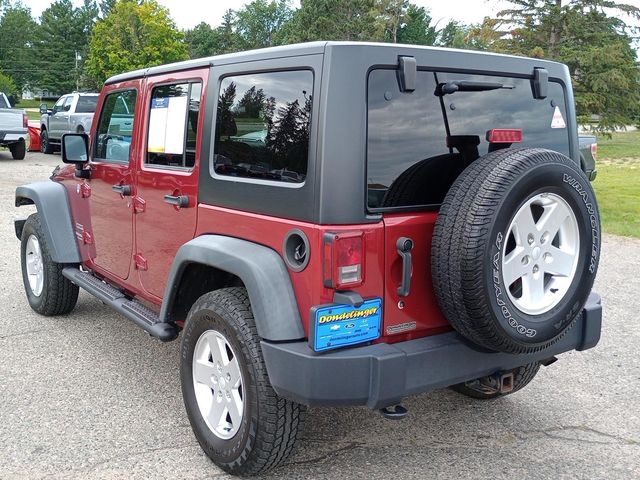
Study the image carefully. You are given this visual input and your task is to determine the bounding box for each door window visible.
[52,96,66,113]
[76,95,98,113]
[94,89,137,163]
[214,70,313,183]
[146,82,202,169]
[63,96,74,112]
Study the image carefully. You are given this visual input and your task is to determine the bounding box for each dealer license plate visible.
[309,298,382,352]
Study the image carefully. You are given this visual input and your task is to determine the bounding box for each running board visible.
[62,268,177,342]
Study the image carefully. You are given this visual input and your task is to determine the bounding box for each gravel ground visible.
[1,151,639,480]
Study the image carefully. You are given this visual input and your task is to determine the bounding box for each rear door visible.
[48,96,68,139]
[134,69,207,299]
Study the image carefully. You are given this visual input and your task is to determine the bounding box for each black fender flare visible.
[15,181,81,264]
[160,235,305,342]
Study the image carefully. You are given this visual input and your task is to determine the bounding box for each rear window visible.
[0,95,9,109]
[367,69,570,210]
[76,95,98,113]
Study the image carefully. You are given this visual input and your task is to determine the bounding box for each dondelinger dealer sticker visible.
[309,298,382,352]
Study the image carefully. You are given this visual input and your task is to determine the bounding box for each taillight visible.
[323,231,364,288]
[23,112,28,128]
[487,128,522,143]
[590,142,597,159]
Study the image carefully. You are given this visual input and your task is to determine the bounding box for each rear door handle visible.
[164,194,189,208]
[396,237,414,297]
[112,184,132,196]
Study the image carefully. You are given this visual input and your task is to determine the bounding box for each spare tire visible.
[432,148,600,354]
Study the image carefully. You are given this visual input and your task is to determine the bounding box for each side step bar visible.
[62,268,178,342]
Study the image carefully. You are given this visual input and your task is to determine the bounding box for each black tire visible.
[432,148,601,354]
[40,128,55,154]
[180,287,306,476]
[20,213,79,316]
[10,139,26,160]
[451,362,541,400]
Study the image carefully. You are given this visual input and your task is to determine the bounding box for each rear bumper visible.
[262,292,602,409]
[0,129,28,143]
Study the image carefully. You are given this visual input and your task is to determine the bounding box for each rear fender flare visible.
[15,181,81,263]
[160,235,305,342]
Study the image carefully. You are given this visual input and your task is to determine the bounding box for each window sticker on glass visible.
[148,94,188,154]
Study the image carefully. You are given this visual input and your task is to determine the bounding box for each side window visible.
[93,89,137,163]
[63,96,73,112]
[146,81,202,169]
[214,70,313,183]
[76,95,98,113]
[52,96,66,113]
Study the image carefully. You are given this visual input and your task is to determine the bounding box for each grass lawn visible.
[592,130,640,238]
[26,110,42,121]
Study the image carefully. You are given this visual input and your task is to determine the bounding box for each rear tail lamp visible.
[591,142,597,159]
[23,112,28,128]
[323,231,364,288]
[487,128,522,143]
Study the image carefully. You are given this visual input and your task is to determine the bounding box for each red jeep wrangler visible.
[15,42,602,475]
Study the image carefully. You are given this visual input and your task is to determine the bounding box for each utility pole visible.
[75,50,80,91]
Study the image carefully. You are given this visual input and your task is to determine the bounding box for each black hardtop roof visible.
[104,41,566,86]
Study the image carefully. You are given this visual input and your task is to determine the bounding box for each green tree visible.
[0,70,19,101]
[86,0,188,85]
[0,4,38,91]
[288,0,382,42]
[235,0,293,49]
[496,0,640,131]
[35,0,98,94]
[185,22,219,58]
[396,4,438,45]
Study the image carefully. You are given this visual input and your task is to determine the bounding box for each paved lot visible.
[1,151,639,480]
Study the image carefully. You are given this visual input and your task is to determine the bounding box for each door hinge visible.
[133,196,146,214]
[82,231,93,245]
[79,182,91,198]
[134,254,148,271]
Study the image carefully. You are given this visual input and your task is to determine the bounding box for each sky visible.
[18,0,640,36]
[18,0,521,28]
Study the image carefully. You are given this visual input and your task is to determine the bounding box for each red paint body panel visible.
[382,213,451,339]
[194,205,387,339]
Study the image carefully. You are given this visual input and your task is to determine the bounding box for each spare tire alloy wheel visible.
[502,192,580,315]
[432,148,601,354]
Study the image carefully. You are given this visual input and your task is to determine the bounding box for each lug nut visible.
[533,265,539,274]
[521,255,530,265]
[540,232,549,244]
[226,373,231,382]
[543,252,552,262]
[527,234,535,245]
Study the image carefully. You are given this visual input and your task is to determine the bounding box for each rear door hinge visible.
[133,197,146,214]
[134,253,148,271]
[79,182,91,198]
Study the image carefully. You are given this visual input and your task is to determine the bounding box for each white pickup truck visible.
[39,92,98,154]
[0,92,28,160]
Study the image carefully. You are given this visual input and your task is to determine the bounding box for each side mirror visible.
[39,103,49,115]
[62,133,90,178]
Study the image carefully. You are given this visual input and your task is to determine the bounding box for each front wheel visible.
[180,287,306,476]
[40,129,55,154]
[20,213,79,315]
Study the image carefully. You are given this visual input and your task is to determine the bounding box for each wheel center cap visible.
[531,246,542,261]
[219,377,226,389]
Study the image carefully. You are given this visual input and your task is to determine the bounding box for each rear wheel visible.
[20,213,79,315]
[180,287,306,476]
[451,362,541,399]
[10,139,26,160]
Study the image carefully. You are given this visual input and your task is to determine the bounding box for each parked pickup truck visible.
[579,134,597,180]
[0,92,27,160]
[39,92,98,154]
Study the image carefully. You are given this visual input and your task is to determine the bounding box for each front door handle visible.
[112,184,132,196]
[164,194,189,208]
[396,237,414,297]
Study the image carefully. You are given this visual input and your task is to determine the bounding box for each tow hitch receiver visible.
[465,371,515,396]
[380,404,408,420]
